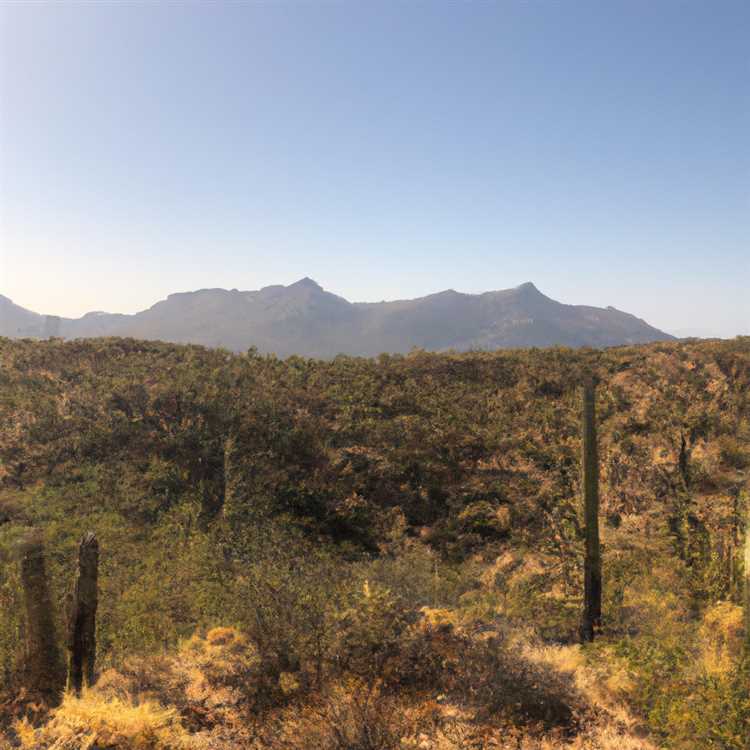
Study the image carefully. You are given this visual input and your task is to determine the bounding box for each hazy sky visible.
[1,1,748,337]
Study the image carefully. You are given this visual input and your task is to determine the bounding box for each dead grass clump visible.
[13,690,196,750]
[176,626,266,721]
[97,627,269,731]
[698,601,743,676]
[378,609,588,732]
[256,679,443,750]
[463,637,587,730]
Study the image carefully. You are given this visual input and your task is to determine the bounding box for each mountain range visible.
[0,279,674,357]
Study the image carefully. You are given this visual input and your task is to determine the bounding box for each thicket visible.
[0,336,749,748]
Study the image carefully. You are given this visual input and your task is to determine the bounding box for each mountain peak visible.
[290,277,322,291]
[516,281,540,293]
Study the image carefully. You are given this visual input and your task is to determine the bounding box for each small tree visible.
[580,377,602,643]
[67,532,99,694]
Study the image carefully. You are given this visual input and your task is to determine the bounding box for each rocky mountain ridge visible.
[0,279,674,356]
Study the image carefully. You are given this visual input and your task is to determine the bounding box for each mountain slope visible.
[0,280,674,355]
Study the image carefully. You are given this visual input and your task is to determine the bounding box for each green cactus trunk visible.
[744,491,750,652]
[580,377,602,643]
[67,532,99,695]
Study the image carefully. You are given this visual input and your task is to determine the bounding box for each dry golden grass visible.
[697,600,743,677]
[14,690,196,750]
[4,623,661,750]
[510,636,655,749]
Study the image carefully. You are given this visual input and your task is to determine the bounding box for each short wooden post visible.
[20,534,64,698]
[67,532,99,694]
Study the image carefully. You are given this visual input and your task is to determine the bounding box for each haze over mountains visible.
[1,279,674,357]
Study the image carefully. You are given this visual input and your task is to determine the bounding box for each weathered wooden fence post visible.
[67,532,99,695]
[20,534,64,698]
[580,376,602,643]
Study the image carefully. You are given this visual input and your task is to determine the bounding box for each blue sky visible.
[1,1,748,337]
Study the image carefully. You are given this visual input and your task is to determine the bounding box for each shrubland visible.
[0,335,748,748]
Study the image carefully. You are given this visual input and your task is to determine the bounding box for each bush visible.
[97,627,275,731]
[332,581,411,681]
[260,680,444,750]
[457,636,586,730]
[718,436,749,469]
[654,664,750,749]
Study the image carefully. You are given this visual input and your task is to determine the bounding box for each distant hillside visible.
[0,279,674,356]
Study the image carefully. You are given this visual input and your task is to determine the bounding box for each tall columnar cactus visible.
[744,491,750,653]
[67,532,99,695]
[580,376,602,643]
[20,534,65,697]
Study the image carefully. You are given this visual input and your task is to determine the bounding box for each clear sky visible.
[1,1,748,337]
